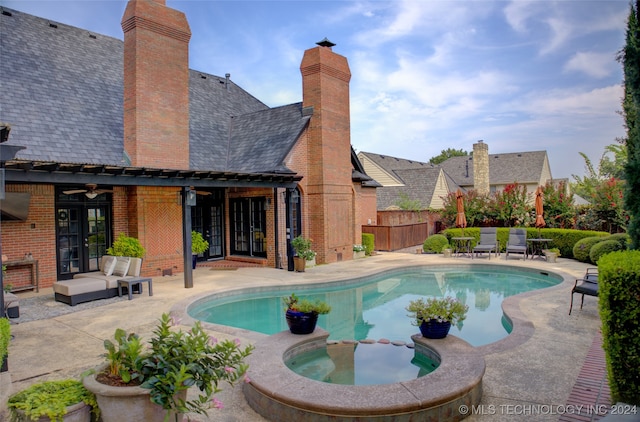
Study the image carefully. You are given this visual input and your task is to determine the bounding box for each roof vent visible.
[89,33,96,39]
[2,10,12,17]
[200,74,207,79]
[49,22,58,28]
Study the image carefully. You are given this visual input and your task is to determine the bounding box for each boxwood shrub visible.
[362,233,375,256]
[573,236,605,263]
[423,234,449,253]
[589,240,623,264]
[598,251,640,404]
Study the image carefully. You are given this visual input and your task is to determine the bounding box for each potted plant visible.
[8,379,99,422]
[353,244,366,259]
[191,231,209,269]
[291,236,315,272]
[543,248,560,263]
[106,233,146,258]
[406,296,469,339]
[83,313,253,422]
[283,293,331,334]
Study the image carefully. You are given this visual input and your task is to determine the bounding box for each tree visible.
[572,144,628,200]
[620,0,640,248]
[428,148,468,165]
[541,181,575,228]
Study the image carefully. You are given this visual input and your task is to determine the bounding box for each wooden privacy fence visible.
[362,222,430,252]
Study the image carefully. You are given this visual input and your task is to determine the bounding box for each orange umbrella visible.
[534,186,546,237]
[455,189,467,235]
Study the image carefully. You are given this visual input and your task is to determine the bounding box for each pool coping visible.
[242,327,485,420]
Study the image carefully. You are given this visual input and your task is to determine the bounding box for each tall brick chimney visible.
[121,0,191,169]
[300,39,352,264]
[473,140,490,195]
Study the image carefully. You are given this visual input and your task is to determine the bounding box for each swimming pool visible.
[188,264,562,347]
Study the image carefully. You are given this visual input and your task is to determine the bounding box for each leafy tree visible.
[440,190,489,228]
[487,183,531,227]
[601,143,627,180]
[395,192,423,211]
[620,0,640,248]
[593,178,629,233]
[428,148,468,165]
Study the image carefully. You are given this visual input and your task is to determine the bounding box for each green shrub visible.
[598,251,640,404]
[572,237,605,263]
[589,240,623,264]
[606,233,630,250]
[362,233,375,256]
[106,233,146,258]
[423,234,449,253]
[0,317,9,366]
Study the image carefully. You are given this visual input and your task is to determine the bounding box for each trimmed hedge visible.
[598,251,640,404]
[607,233,631,250]
[423,234,449,253]
[442,227,608,259]
[362,233,375,256]
[573,237,605,263]
[589,240,623,264]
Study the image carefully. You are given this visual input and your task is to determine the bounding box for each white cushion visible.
[112,256,131,277]
[102,256,117,276]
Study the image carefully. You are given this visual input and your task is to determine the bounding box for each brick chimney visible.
[121,0,191,169]
[473,140,490,195]
[300,39,352,264]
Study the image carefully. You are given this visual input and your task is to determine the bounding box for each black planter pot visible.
[285,310,319,334]
[419,320,452,339]
[192,254,197,269]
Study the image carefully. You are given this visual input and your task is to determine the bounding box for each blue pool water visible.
[189,265,562,347]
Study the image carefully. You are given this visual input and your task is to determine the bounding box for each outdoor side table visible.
[118,277,153,300]
[527,238,553,260]
[451,237,473,257]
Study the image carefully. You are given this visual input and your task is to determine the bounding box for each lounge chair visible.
[569,268,598,315]
[505,228,528,259]
[472,227,499,259]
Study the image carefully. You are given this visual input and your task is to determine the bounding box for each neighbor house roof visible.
[0,7,309,177]
[439,151,550,187]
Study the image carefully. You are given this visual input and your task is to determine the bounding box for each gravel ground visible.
[6,293,128,323]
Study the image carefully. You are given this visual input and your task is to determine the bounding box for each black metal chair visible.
[569,268,598,315]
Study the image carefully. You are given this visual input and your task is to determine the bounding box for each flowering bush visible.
[95,313,254,419]
[406,296,468,325]
[291,236,316,260]
[353,244,365,252]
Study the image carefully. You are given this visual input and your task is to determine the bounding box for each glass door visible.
[230,197,266,257]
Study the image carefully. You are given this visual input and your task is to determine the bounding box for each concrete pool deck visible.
[2,251,608,421]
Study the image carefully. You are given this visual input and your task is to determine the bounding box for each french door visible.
[191,190,224,260]
[56,189,111,279]
[230,197,266,258]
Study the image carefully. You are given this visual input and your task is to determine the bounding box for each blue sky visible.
[1,0,629,179]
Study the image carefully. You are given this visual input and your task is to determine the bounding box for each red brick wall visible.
[122,0,191,169]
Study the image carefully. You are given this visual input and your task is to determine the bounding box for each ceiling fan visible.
[63,184,113,199]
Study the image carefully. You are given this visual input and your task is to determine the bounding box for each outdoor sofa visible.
[53,256,143,306]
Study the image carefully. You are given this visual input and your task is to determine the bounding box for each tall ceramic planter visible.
[419,320,452,339]
[293,257,306,272]
[285,310,319,334]
[83,371,184,422]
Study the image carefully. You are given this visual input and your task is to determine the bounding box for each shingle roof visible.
[376,167,442,210]
[0,7,306,174]
[439,151,549,186]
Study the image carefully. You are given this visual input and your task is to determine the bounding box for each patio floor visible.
[2,250,613,421]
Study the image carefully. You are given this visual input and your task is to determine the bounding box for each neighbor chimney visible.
[121,0,191,169]
[473,140,490,195]
[300,39,352,265]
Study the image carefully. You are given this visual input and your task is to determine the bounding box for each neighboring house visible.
[358,141,553,210]
[357,152,450,210]
[0,2,377,291]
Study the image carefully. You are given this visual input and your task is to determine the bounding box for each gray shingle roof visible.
[440,151,549,186]
[0,7,306,174]
[360,151,436,172]
[376,167,442,210]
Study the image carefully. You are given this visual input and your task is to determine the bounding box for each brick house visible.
[0,0,377,292]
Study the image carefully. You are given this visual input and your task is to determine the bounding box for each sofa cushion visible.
[103,256,117,276]
[113,257,130,277]
[53,278,106,296]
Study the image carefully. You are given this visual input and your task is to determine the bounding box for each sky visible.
[0,0,630,179]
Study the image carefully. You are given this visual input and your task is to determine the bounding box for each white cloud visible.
[564,51,617,79]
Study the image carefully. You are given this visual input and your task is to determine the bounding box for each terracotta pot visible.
[293,257,306,272]
[83,369,184,422]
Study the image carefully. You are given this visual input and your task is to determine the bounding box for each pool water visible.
[189,265,561,347]
[285,342,439,385]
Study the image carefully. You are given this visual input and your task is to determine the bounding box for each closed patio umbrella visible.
[534,186,546,238]
[455,189,467,235]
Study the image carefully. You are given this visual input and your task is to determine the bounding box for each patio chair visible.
[505,228,528,259]
[472,227,499,259]
[569,268,598,315]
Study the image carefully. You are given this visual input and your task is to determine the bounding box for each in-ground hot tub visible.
[243,328,485,421]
